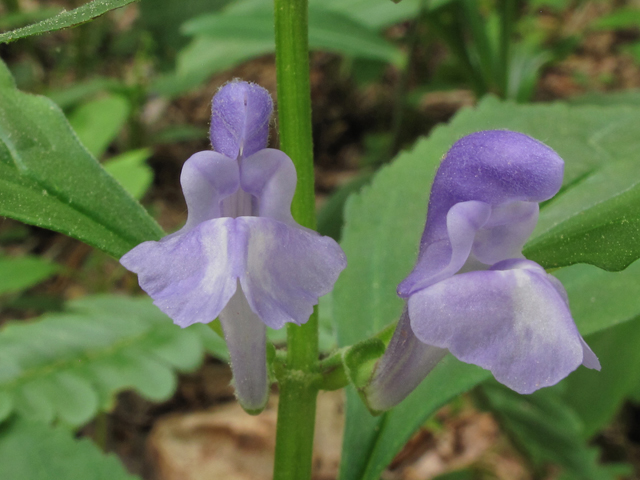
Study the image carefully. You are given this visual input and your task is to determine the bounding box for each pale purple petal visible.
[407,259,593,394]
[365,308,447,412]
[471,201,539,264]
[240,148,297,226]
[398,200,491,297]
[120,218,243,328]
[404,130,564,293]
[580,338,601,370]
[210,81,272,160]
[179,151,239,234]
[219,284,269,414]
[238,217,347,329]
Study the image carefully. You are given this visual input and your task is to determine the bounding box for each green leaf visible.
[0,60,163,259]
[335,97,640,480]
[525,159,640,271]
[68,95,130,158]
[0,255,58,295]
[0,417,139,480]
[591,8,640,31]
[0,0,138,44]
[0,295,222,426]
[103,149,153,200]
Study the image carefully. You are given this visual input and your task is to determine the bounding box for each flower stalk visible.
[272,0,320,479]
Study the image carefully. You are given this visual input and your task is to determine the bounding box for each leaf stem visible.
[272,0,319,479]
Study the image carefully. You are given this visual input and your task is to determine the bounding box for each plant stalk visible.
[272,0,319,478]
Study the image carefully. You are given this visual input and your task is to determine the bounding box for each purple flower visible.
[121,81,346,413]
[366,130,600,412]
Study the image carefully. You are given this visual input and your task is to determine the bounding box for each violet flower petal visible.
[179,150,239,234]
[219,283,269,413]
[398,200,491,296]
[210,81,273,160]
[120,218,242,328]
[365,307,448,413]
[408,259,598,394]
[240,148,297,226]
[399,131,564,296]
[238,217,347,329]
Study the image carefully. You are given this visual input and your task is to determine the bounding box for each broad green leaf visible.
[0,0,138,44]
[0,417,139,480]
[0,295,224,426]
[0,255,58,295]
[561,318,640,438]
[0,60,163,259]
[335,97,640,480]
[525,159,640,271]
[68,95,130,158]
[103,149,153,200]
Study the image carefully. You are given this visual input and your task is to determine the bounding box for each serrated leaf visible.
[0,417,139,480]
[0,255,58,295]
[0,60,163,258]
[335,98,640,480]
[0,295,219,426]
[0,0,138,44]
[525,159,640,271]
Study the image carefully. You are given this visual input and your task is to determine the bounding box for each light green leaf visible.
[0,255,58,295]
[68,95,130,158]
[0,0,138,44]
[0,417,139,480]
[0,295,222,426]
[0,60,163,259]
[335,97,640,480]
[103,149,153,200]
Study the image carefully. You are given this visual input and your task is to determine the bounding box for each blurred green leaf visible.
[561,318,640,438]
[568,89,640,107]
[167,4,402,95]
[103,149,153,200]
[139,0,231,58]
[591,8,640,31]
[183,7,402,64]
[0,0,138,44]
[0,417,139,480]
[47,77,126,110]
[0,60,163,259]
[68,95,130,158]
[0,295,226,426]
[335,97,640,480]
[481,383,630,479]
[0,255,58,295]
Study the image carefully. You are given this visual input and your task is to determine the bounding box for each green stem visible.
[272,0,319,479]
